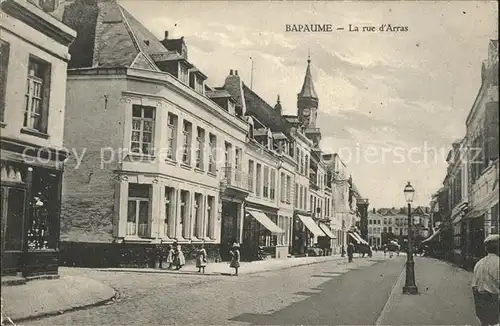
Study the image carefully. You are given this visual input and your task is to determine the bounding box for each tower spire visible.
[298,56,318,99]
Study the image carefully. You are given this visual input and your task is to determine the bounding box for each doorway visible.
[1,185,27,275]
[220,201,239,261]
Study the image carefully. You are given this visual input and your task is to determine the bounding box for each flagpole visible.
[250,56,254,90]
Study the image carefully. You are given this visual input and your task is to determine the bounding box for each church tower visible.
[297,57,318,127]
[297,57,321,147]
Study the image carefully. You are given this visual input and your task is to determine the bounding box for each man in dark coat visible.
[347,242,355,262]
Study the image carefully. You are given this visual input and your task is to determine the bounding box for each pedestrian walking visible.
[472,234,499,326]
[347,242,354,263]
[173,242,185,270]
[165,245,174,269]
[196,243,208,273]
[383,245,387,257]
[229,243,240,276]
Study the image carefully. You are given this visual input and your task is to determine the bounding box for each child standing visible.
[165,245,174,269]
[173,242,185,270]
[196,244,208,273]
[229,243,240,276]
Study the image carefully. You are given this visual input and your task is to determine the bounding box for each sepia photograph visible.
[0,0,498,325]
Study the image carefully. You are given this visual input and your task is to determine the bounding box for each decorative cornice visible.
[1,0,76,46]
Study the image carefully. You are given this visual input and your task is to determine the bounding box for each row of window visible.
[133,105,244,176]
[296,147,309,177]
[309,194,331,218]
[294,183,309,211]
[369,218,408,226]
[0,40,51,134]
[310,170,328,191]
[368,226,409,235]
[247,160,293,204]
[126,183,216,239]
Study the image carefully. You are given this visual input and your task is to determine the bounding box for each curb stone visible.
[97,256,346,276]
[11,287,118,324]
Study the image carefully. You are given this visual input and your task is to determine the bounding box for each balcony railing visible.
[221,166,250,191]
[309,180,319,191]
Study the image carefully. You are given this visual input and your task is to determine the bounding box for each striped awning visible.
[297,215,326,237]
[319,223,337,239]
[348,231,368,245]
[247,210,284,234]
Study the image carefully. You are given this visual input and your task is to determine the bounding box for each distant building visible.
[368,207,430,248]
[0,0,76,277]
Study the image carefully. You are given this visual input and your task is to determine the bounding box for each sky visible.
[120,0,498,209]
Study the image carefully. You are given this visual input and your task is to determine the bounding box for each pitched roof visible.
[298,59,318,99]
[57,0,166,70]
[242,84,291,135]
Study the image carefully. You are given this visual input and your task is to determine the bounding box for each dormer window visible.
[189,68,207,95]
[179,64,189,84]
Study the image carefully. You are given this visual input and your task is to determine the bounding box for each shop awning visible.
[297,215,326,237]
[464,208,488,220]
[348,232,361,244]
[319,223,337,239]
[348,231,369,245]
[421,229,442,244]
[247,210,284,234]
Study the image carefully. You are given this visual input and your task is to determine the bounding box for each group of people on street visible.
[161,242,241,276]
[164,242,186,270]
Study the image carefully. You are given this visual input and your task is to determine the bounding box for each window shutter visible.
[40,63,52,133]
[0,41,9,122]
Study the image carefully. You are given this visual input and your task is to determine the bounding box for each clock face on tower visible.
[302,108,311,116]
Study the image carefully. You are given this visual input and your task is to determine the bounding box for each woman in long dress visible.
[165,245,174,269]
[173,242,185,270]
[196,244,208,273]
[229,243,240,276]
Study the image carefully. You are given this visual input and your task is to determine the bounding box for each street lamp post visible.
[403,181,418,295]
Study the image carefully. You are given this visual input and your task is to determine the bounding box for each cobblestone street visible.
[26,256,394,325]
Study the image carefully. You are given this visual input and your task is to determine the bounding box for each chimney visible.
[39,0,59,13]
[235,70,239,76]
[164,31,169,40]
[373,208,376,213]
[229,69,233,75]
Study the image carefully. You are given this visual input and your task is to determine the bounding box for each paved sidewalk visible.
[1,275,116,323]
[376,256,478,326]
[97,252,387,276]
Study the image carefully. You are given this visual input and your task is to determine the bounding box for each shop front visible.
[242,206,283,261]
[292,213,326,256]
[347,230,369,247]
[1,140,65,278]
[318,222,336,255]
